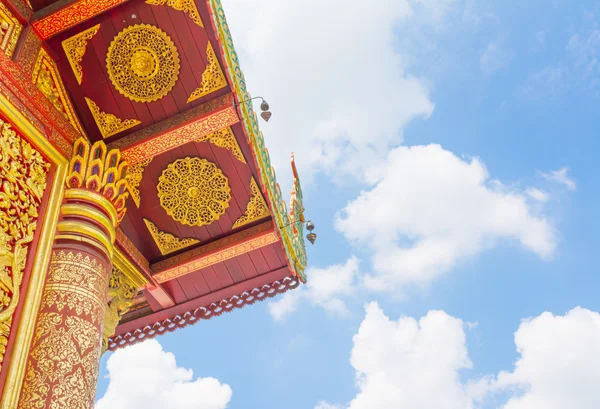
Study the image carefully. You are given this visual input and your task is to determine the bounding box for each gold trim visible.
[146,0,203,27]
[85,97,141,138]
[54,234,111,260]
[125,158,151,208]
[64,189,118,227]
[233,177,270,229]
[0,93,68,409]
[113,248,148,289]
[61,203,116,243]
[154,231,279,283]
[196,126,245,163]
[61,24,101,85]
[0,2,22,58]
[56,221,113,257]
[187,42,228,103]
[144,219,199,256]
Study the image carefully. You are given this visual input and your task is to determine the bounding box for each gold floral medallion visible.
[106,24,180,103]
[157,157,231,227]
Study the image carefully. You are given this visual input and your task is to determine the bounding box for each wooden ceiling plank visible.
[261,244,285,272]
[247,248,271,276]
[149,2,198,109]
[176,273,200,300]
[211,262,235,288]
[223,258,245,284]
[188,268,212,297]
[236,252,259,280]
[162,279,187,304]
[198,267,221,292]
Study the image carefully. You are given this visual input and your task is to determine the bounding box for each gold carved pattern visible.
[32,0,127,39]
[61,24,100,85]
[18,251,107,409]
[107,24,180,103]
[102,267,137,352]
[121,105,239,164]
[67,138,130,224]
[233,177,270,229]
[16,28,41,76]
[85,97,141,138]
[0,119,49,372]
[155,231,279,283]
[0,2,22,58]
[144,219,199,256]
[125,158,152,208]
[157,157,231,227]
[32,48,87,137]
[197,126,246,163]
[146,0,204,27]
[19,313,101,409]
[187,42,228,103]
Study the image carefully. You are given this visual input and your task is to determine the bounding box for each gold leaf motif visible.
[18,251,108,408]
[125,158,152,207]
[0,118,49,372]
[233,177,270,229]
[85,97,141,138]
[61,24,100,85]
[106,24,180,103]
[196,126,246,164]
[187,42,228,103]
[102,267,138,352]
[32,48,87,137]
[157,157,231,227]
[0,3,22,58]
[144,219,199,255]
[146,0,204,27]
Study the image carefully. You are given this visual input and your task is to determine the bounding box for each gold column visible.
[17,138,128,409]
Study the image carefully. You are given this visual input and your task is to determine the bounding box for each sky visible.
[95,0,600,408]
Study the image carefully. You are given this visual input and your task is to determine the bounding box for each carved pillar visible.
[17,138,128,409]
[102,267,137,353]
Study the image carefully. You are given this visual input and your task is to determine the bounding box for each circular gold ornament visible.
[106,24,180,103]
[157,157,231,227]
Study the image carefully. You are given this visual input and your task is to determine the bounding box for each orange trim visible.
[153,230,279,284]
[32,0,128,39]
[113,94,239,164]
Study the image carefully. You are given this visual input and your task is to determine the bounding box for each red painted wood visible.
[116,266,292,335]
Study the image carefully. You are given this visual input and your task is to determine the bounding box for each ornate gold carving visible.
[146,0,204,27]
[102,267,137,352]
[0,3,22,58]
[154,229,279,283]
[197,126,246,163]
[125,158,152,207]
[233,177,270,229]
[0,119,49,372]
[187,42,228,103]
[19,313,101,408]
[144,219,199,256]
[85,97,141,138]
[67,138,130,225]
[33,48,87,137]
[18,251,107,409]
[61,24,100,85]
[107,24,180,103]
[157,157,231,227]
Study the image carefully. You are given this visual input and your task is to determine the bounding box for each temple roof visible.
[15,0,308,349]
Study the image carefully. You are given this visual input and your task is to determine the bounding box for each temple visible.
[0,0,309,407]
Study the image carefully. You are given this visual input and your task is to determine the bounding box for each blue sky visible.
[96,1,600,408]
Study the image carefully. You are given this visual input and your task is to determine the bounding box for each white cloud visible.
[480,41,515,75]
[318,302,475,409]
[96,340,232,409]
[269,257,359,321]
[222,0,436,184]
[336,145,556,291]
[525,188,549,202]
[317,304,600,409]
[475,307,600,409]
[539,166,576,191]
